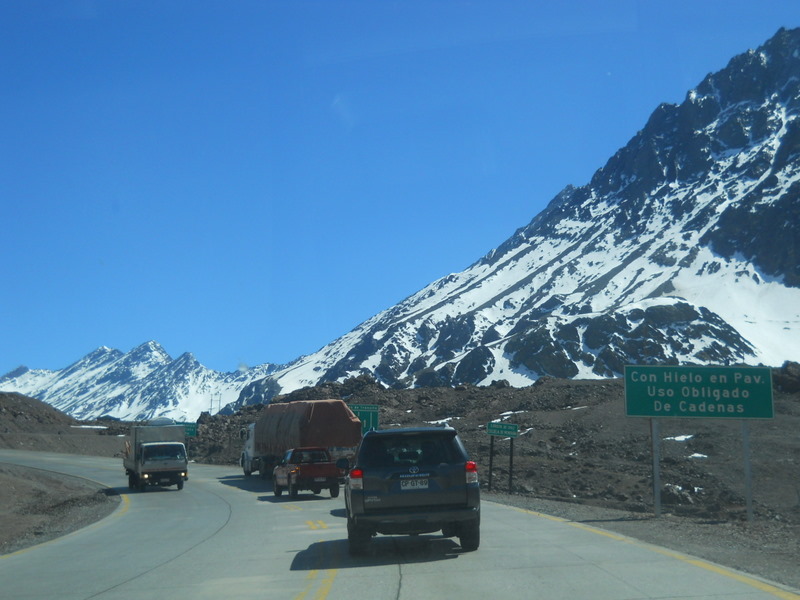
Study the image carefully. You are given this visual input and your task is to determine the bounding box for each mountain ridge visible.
[0,341,281,421]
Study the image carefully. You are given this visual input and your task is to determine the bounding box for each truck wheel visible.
[330,484,340,498]
[273,477,283,497]
[128,473,136,490]
[138,479,147,492]
[459,519,480,551]
[177,479,184,490]
[289,480,298,499]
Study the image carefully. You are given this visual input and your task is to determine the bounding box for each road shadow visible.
[217,474,270,493]
[118,485,183,494]
[215,473,346,503]
[257,491,344,504]
[290,535,463,570]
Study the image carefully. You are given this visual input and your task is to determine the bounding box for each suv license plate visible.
[401,478,428,490]
[314,477,327,482]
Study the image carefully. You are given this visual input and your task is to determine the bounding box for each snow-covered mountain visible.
[0,341,280,421]
[235,27,800,406]
[2,27,799,421]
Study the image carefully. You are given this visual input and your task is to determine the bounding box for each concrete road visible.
[1,450,798,600]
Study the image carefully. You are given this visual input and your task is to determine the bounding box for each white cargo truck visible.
[123,423,188,491]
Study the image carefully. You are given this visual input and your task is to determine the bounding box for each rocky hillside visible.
[3,362,799,527]
[195,364,800,525]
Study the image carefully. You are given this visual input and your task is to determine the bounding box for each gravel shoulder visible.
[0,464,120,555]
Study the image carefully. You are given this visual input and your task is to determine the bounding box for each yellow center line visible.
[314,569,337,600]
[294,569,318,600]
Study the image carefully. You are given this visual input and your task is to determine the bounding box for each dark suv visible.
[342,426,480,555]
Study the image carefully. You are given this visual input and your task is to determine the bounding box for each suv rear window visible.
[358,432,461,468]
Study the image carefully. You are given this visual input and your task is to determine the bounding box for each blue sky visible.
[2,1,799,376]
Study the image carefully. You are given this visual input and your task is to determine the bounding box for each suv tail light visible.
[465,461,478,484]
[349,467,364,490]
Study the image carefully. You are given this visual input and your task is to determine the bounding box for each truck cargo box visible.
[253,399,362,457]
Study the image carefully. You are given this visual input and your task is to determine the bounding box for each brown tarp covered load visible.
[253,399,362,456]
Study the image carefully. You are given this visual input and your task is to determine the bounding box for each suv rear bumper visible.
[352,504,480,535]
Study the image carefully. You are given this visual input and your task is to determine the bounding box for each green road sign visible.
[486,421,519,437]
[624,365,773,419]
[176,422,197,437]
[349,404,379,433]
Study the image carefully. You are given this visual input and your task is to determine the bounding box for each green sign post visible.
[486,422,519,437]
[176,422,197,437]
[624,365,774,521]
[349,404,379,434]
[624,365,773,419]
[486,421,520,492]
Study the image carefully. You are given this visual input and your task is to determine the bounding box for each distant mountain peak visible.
[0,343,278,421]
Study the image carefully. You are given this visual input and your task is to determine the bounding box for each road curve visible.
[1,450,798,600]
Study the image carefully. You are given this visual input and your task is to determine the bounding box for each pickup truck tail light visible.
[465,461,478,484]
[349,467,364,490]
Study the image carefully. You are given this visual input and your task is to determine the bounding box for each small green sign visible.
[487,421,519,437]
[624,365,773,419]
[349,404,379,433]
[176,422,197,437]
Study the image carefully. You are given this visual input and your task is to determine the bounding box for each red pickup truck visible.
[272,447,341,498]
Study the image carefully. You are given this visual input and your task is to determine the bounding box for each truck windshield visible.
[143,445,186,461]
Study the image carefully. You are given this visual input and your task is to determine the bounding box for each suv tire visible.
[459,518,480,551]
[347,518,370,555]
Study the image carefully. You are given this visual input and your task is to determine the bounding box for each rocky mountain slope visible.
[242,27,799,401]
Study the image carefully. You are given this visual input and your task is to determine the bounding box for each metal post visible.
[742,420,754,523]
[651,418,661,517]
[509,437,514,492]
[488,436,494,492]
